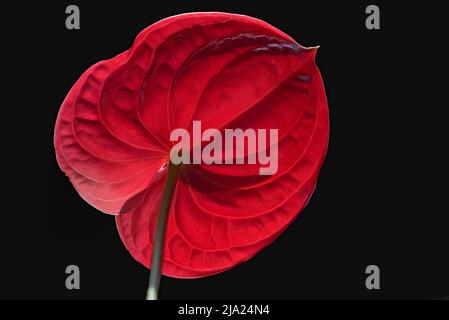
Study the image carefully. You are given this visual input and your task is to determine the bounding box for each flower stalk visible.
[146,160,181,300]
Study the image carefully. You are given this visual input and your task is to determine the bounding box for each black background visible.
[2,1,448,300]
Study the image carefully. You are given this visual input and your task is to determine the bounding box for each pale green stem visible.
[146,161,181,300]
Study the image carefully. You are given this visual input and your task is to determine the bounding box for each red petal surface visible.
[54,12,329,278]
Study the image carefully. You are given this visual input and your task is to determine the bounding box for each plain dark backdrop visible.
[1,1,447,299]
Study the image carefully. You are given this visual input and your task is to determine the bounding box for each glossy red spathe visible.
[54,12,329,278]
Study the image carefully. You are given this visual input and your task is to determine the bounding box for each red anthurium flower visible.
[54,12,329,295]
